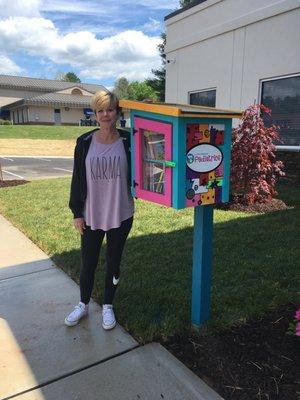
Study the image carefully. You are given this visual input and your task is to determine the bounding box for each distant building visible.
[165,0,300,147]
[0,75,105,125]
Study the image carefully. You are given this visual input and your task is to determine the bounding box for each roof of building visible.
[0,97,22,107]
[165,0,208,21]
[0,74,105,94]
[5,93,93,109]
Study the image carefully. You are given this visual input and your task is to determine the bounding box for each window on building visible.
[189,89,216,107]
[72,88,83,95]
[261,75,300,146]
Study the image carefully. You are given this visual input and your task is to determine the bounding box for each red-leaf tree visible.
[230,104,285,205]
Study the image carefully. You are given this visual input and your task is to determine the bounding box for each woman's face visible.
[95,105,118,129]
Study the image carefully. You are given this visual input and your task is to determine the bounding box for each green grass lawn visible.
[0,125,90,140]
[0,179,298,342]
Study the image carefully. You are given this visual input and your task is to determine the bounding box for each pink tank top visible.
[84,134,134,231]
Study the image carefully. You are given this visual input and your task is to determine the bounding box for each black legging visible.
[80,216,133,305]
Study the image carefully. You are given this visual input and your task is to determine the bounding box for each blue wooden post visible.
[191,205,214,328]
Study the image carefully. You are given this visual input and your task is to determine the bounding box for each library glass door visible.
[133,116,172,206]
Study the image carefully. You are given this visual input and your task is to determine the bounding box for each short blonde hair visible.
[91,90,120,112]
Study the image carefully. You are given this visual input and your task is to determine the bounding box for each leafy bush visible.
[231,104,285,205]
[0,119,12,125]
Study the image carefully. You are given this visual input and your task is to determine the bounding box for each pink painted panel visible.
[134,117,172,207]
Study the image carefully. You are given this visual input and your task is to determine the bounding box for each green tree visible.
[63,72,81,83]
[179,0,196,7]
[146,32,166,102]
[128,81,158,101]
[113,77,130,99]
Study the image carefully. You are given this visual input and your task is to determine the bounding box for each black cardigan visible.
[69,128,132,219]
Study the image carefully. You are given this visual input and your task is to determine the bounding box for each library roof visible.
[119,100,243,119]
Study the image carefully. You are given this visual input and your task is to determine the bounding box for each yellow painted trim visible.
[181,113,243,119]
[119,100,181,116]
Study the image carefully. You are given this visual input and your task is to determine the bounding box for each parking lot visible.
[0,156,74,180]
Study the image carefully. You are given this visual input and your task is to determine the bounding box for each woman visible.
[65,90,134,330]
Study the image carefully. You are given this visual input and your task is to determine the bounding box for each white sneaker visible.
[102,304,116,330]
[65,302,88,326]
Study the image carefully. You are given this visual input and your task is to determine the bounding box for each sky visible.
[0,0,180,89]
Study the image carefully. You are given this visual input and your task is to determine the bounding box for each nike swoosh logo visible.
[113,276,119,285]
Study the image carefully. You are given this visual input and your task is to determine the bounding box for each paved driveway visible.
[0,156,74,180]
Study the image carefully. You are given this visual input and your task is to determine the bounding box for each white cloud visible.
[0,54,23,74]
[142,18,162,33]
[78,31,161,80]
[41,0,114,16]
[0,0,178,22]
[40,0,178,14]
[0,0,42,17]
[0,16,161,81]
[129,0,178,10]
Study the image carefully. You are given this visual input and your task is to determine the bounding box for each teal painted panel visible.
[175,118,190,209]
[222,119,232,203]
[171,116,180,209]
[172,117,189,209]
[192,205,214,327]
[129,112,136,198]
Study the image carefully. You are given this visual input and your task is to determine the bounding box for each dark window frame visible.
[259,74,300,147]
[188,88,216,108]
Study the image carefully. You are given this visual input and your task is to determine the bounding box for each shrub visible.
[0,119,12,125]
[231,104,285,205]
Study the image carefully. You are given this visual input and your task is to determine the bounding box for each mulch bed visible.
[218,198,290,213]
[164,303,298,400]
[0,179,29,188]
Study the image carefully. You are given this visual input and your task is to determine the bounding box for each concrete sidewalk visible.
[0,215,223,400]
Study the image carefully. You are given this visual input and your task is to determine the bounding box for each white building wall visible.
[12,105,85,124]
[165,0,300,110]
[61,108,85,124]
[28,106,53,123]
[173,31,234,107]
[241,10,300,109]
